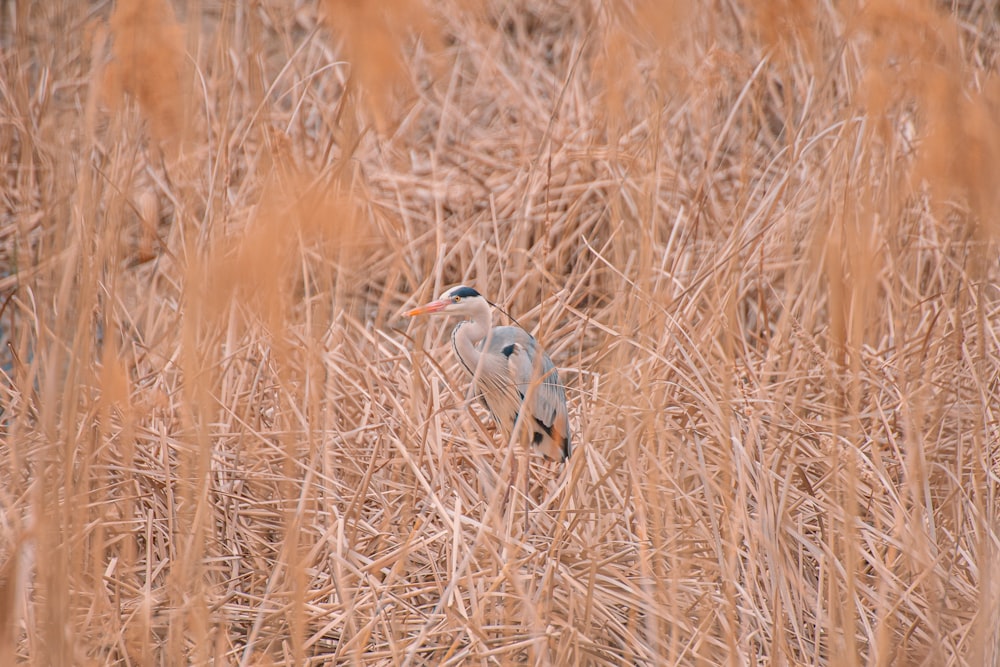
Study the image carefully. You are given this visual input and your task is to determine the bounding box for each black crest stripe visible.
[450,286,480,298]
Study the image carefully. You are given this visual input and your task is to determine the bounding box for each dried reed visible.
[1,0,998,664]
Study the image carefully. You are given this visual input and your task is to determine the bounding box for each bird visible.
[405,285,571,461]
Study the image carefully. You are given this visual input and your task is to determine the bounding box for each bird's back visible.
[466,325,571,461]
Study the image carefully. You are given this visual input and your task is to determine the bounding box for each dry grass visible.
[2,0,999,664]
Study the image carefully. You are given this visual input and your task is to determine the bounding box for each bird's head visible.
[405,285,486,318]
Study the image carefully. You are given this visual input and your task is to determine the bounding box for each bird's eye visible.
[452,296,461,303]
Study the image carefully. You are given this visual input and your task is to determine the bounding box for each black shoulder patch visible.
[501,343,516,358]
[450,286,480,298]
[534,417,553,437]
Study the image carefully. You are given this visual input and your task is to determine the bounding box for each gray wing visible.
[485,326,572,461]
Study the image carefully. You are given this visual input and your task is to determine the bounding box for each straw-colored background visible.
[2,0,999,664]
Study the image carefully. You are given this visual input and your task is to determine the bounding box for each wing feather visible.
[480,326,571,461]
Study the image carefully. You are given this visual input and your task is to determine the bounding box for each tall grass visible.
[1,0,998,664]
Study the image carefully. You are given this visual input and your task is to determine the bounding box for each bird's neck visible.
[462,298,493,343]
[457,315,489,346]
[452,299,492,375]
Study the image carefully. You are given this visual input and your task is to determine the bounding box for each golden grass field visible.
[2,0,1000,664]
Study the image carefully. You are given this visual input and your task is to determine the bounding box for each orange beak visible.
[404,299,449,317]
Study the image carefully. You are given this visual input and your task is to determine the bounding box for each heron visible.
[405,285,571,461]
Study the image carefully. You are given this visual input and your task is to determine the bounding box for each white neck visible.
[451,297,492,377]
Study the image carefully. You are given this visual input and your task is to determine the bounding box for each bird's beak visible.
[404,299,449,317]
